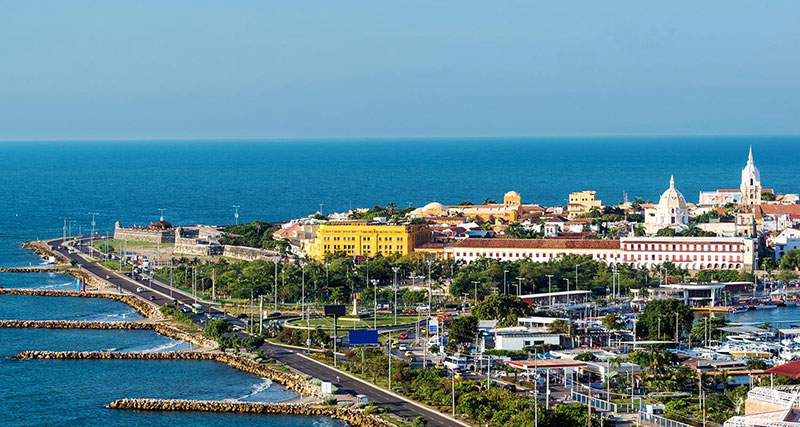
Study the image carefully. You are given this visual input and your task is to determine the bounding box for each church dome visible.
[423,202,445,211]
[504,191,520,198]
[658,175,686,211]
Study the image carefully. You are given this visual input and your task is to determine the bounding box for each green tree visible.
[472,294,531,327]
[547,319,574,335]
[412,416,428,427]
[638,298,693,339]
[779,249,800,271]
[601,313,624,330]
[447,315,478,352]
[745,358,767,370]
[777,269,797,282]
[204,318,233,338]
[656,227,677,237]
[574,352,598,362]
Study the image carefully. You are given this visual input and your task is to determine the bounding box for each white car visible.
[493,371,508,378]
[398,344,408,351]
[136,287,144,292]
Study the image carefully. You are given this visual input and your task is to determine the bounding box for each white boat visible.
[756,304,778,310]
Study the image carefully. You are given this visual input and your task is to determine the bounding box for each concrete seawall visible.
[0,288,162,320]
[108,398,395,427]
[13,351,323,398]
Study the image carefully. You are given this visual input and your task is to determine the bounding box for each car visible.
[399,333,408,340]
[237,313,249,319]
[179,307,192,313]
[391,342,398,349]
[406,308,417,314]
[105,274,110,279]
[267,312,282,318]
[501,383,516,392]
[398,344,408,351]
[454,372,463,381]
[136,287,144,292]
[493,371,508,378]
[404,351,413,358]
[149,295,155,301]
[417,305,430,312]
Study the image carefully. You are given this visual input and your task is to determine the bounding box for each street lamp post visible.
[424,259,433,369]
[371,279,379,330]
[545,274,553,305]
[516,277,523,297]
[472,280,480,304]
[274,260,279,313]
[503,270,508,294]
[392,267,400,325]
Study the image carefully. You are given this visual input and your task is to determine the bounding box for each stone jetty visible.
[0,288,162,320]
[21,241,69,264]
[0,319,215,348]
[13,351,323,398]
[108,399,396,427]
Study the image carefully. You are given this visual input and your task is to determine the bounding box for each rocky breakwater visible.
[21,240,70,264]
[0,267,110,291]
[0,320,154,330]
[108,399,396,427]
[0,288,162,320]
[13,351,322,398]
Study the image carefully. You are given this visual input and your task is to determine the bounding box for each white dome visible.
[504,191,520,197]
[658,175,686,210]
[423,202,445,211]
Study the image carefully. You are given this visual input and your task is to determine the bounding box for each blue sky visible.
[0,1,798,140]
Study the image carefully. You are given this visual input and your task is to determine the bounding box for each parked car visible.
[136,287,144,292]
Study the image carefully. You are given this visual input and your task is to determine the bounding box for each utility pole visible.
[274,260,279,313]
[424,259,433,369]
[371,279,379,330]
[472,281,480,304]
[388,331,393,392]
[546,275,553,305]
[503,270,508,294]
[212,269,216,300]
[392,267,400,325]
[88,212,98,257]
[516,277,523,297]
[259,295,264,335]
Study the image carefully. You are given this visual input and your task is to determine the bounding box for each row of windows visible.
[624,254,741,262]
[625,243,741,252]
[323,235,405,241]
[454,251,614,260]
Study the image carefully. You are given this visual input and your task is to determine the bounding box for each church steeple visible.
[669,174,675,189]
[748,145,754,164]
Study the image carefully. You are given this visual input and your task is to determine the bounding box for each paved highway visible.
[47,237,463,427]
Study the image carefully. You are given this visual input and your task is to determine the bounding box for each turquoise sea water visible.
[1,137,800,425]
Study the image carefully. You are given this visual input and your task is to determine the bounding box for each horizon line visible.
[0,132,798,144]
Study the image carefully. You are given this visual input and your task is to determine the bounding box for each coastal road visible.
[46,238,462,427]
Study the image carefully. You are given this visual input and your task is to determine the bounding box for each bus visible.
[443,356,468,372]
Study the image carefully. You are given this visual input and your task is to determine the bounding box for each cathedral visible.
[739,146,761,206]
[644,175,689,234]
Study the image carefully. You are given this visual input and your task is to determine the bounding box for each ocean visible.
[1,136,799,425]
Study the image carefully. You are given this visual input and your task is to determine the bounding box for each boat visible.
[756,304,778,310]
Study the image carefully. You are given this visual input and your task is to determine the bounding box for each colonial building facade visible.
[451,236,756,271]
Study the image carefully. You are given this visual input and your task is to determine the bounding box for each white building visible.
[452,238,621,265]
[773,229,800,261]
[487,327,569,351]
[644,175,689,234]
[620,236,757,270]
[740,146,762,206]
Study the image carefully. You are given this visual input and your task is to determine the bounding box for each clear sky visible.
[0,1,798,140]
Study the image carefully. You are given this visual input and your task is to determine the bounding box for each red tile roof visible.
[454,238,620,250]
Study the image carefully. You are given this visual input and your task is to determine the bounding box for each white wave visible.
[140,340,183,353]
[229,378,273,401]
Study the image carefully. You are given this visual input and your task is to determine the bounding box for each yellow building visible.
[567,190,603,219]
[306,221,430,260]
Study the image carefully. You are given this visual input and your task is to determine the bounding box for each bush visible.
[412,416,428,427]
[323,395,338,405]
[241,335,265,350]
[204,318,233,338]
